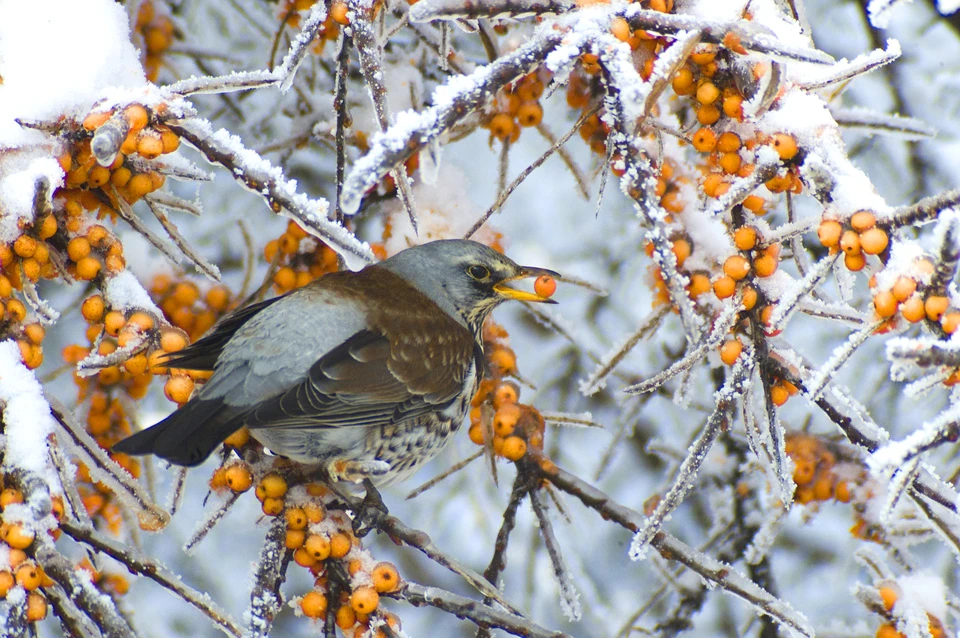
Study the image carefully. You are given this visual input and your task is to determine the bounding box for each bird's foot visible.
[353,478,389,538]
[325,459,390,483]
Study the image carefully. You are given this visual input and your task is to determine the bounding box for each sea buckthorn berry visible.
[293,547,316,568]
[123,353,149,375]
[925,296,949,322]
[127,311,155,332]
[286,507,308,530]
[24,323,44,345]
[719,339,743,365]
[104,310,125,336]
[14,235,37,258]
[692,127,717,153]
[262,497,284,516]
[304,503,325,523]
[696,105,720,126]
[330,532,352,558]
[83,110,111,131]
[719,152,741,174]
[0,571,13,597]
[713,275,736,299]
[15,563,41,590]
[336,605,357,630]
[839,230,861,255]
[765,173,793,193]
[75,256,102,280]
[672,238,691,267]
[488,113,516,142]
[501,436,527,461]
[124,104,149,133]
[534,275,557,298]
[26,592,47,622]
[753,254,778,278]
[873,291,898,319]
[733,226,757,251]
[844,252,866,272]
[770,384,789,406]
[517,102,543,128]
[742,285,758,310]
[672,67,695,95]
[688,272,711,298]
[301,590,328,618]
[81,295,105,323]
[160,329,188,353]
[771,134,798,160]
[225,464,253,492]
[493,382,519,408]
[942,312,960,334]
[494,403,521,437]
[723,255,751,280]
[372,562,400,593]
[743,194,765,213]
[702,173,726,198]
[350,586,379,614]
[163,375,194,403]
[260,473,287,499]
[892,277,917,302]
[6,299,27,322]
[285,530,305,550]
[4,524,35,549]
[878,585,899,612]
[716,132,742,153]
[850,210,876,232]
[489,347,517,375]
[690,47,716,65]
[900,296,925,323]
[37,214,57,239]
[818,221,843,248]
[875,623,900,638]
[859,227,889,255]
[223,428,250,448]
[305,534,331,561]
[723,94,743,120]
[159,127,180,154]
[205,285,231,312]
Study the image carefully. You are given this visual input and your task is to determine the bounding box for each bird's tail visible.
[112,398,246,467]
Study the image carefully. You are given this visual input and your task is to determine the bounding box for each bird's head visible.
[378,239,559,336]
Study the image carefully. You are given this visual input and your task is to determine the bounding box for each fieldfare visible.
[114,239,558,484]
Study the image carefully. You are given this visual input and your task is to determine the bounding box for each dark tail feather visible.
[112,398,247,467]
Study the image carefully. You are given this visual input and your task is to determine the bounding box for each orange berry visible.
[468,424,485,445]
[262,497,284,516]
[75,256,102,280]
[812,475,834,501]
[123,104,149,133]
[720,339,743,365]
[336,605,357,630]
[892,277,917,302]
[3,524,35,549]
[742,286,758,310]
[286,507,308,531]
[941,312,960,334]
[771,134,798,160]
[127,311,155,332]
[753,254,778,278]
[160,329,188,353]
[860,227,889,255]
[770,384,789,406]
[224,464,253,492]
[900,296,925,323]
[223,428,250,448]
[696,104,720,126]
[301,590,328,618]
[26,592,47,622]
[371,562,400,593]
[13,234,37,258]
[205,285,231,312]
[488,113,516,142]
[817,221,842,248]
[494,403,521,437]
[350,586,379,614]
[259,473,287,499]
[839,230,861,255]
[723,94,743,120]
[534,275,557,298]
[83,110,112,131]
[844,252,866,272]
[716,132,742,153]
[719,152,741,174]
[330,532,352,558]
[875,623,900,638]
[305,534,331,561]
[688,272,711,298]
[81,295,106,323]
[15,563,42,590]
[285,530,306,549]
[330,1,349,23]
[850,210,876,232]
[672,67,695,94]
[692,127,717,153]
[671,238,692,267]
[733,226,757,251]
[878,586,898,612]
[873,291,898,319]
[713,275,736,299]
[723,255,751,280]
[493,382,519,408]
[516,101,543,128]
[834,481,851,503]
[293,547,316,568]
[501,436,527,461]
[0,571,13,597]
[925,296,949,321]
[696,81,720,105]
[164,374,194,403]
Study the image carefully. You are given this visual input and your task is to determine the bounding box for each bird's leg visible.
[352,479,389,538]
[325,458,390,483]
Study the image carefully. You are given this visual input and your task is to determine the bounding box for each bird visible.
[113,239,559,485]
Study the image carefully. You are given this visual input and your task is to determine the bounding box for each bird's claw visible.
[325,459,390,483]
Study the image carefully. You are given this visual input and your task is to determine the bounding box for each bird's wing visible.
[162,295,285,371]
[243,309,480,431]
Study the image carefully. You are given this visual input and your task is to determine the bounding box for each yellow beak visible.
[493,266,560,304]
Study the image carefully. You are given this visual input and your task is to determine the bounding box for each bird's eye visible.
[468,265,490,280]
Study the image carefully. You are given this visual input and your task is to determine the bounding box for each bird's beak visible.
[493,266,561,304]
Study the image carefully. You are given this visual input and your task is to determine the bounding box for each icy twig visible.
[35,542,135,638]
[767,252,840,332]
[705,159,780,217]
[163,70,282,97]
[540,411,604,428]
[883,188,960,230]
[530,489,582,621]
[113,186,190,271]
[409,0,573,21]
[394,582,570,638]
[146,190,203,216]
[43,583,101,638]
[465,104,600,239]
[341,30,564,214]
[246,515,289,638]
[165,117,374,262]
[46,394,169,531]
[580,305,668,396]
[350,6,420,231]
[806,319,885,401]
[184,490,242,553]
[831,107,937,140]
[886,336,960,369]
[629,345,754,559]
[796,39,900,90]
[535,121,590,200]
[406,449,483,500]
[528,453,815,636]
[620,6,833,65]
[623,298,741,395]
[333,31,352,224]
[145,196,222,280]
